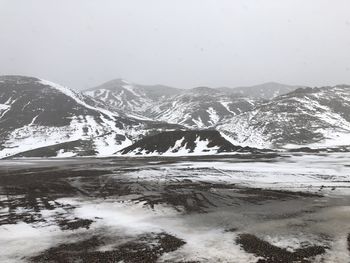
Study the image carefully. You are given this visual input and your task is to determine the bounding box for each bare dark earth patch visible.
[235,188,322,205]
[236,234,326,263]
[57,218,94,231]
[131,182,323,213]
[0,167,108,228]
[31,232,186,263]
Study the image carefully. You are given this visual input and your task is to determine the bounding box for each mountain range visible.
[85,79,292,128]
[0,76,180,158]
[0,75,349,158]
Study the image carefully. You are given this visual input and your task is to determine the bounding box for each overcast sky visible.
[1,0,350,90]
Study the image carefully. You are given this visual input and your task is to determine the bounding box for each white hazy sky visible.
[0,0,350,90]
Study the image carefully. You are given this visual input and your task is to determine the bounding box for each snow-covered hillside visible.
[0,76,179,158]
[218,82,302,99]
[86,81,259,129]
[118,130,256,156]
[84,79,180,117]
[218,86,350,149]
[1,76,349,157]
[145,88,257,128]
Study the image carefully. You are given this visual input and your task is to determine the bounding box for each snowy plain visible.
[0,153,349,262]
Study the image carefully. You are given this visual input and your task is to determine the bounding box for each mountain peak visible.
[187,86,220,94]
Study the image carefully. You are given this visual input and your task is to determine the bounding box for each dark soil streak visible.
[31,232,186,263]
[57,218,94,231]
[236,233,326,263]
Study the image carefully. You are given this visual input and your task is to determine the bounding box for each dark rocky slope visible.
[118,130,256,155]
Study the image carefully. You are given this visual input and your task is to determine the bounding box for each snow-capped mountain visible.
[145,87,258,128]
[218,82,301,99]
[118,130,256,156]
[218,85,350,149]
[2,76,349,157]
[84,79,181,117]
[0,76,179,158]
[86,81,260,129]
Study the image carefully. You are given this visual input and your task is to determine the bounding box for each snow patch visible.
[0,104,9,110]
[56,149,77,158]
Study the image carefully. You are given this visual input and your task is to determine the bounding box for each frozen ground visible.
[0,153,349,262]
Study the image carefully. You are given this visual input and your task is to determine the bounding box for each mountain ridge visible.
[84,79,294,129]
[0,76,182,158]
[217,85,350,148]
[1,75,350,158]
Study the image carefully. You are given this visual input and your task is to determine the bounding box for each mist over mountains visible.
[0,75,349,158]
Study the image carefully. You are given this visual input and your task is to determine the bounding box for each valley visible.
[0,153,350,262]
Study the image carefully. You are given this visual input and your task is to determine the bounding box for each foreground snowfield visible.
[0,153,349,262]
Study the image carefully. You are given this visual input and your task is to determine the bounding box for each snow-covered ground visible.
[0,153,349,262]
[119,153,350,195]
